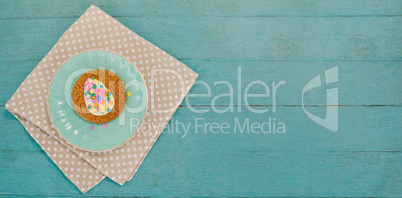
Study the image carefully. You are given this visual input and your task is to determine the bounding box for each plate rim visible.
[47,49,148,152]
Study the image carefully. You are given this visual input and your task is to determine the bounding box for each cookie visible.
[71,69,126,124]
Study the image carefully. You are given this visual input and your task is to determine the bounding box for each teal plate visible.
[48,50,147,152]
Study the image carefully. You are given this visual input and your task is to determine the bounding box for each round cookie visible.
[71,69,126,124]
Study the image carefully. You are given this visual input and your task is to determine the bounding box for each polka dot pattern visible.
[5,5,198,193]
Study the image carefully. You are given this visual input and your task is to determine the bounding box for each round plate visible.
[48,50,147,152]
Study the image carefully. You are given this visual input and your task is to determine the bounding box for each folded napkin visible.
[5,5,198,193]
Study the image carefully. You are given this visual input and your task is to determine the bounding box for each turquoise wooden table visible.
[1,0,401,197]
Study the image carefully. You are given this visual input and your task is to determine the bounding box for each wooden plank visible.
[2,106,401,153]
[1,150,400,197]
[1,149,400,197]
[1,59,401,106]
[1,106,401,196]
[0,17,401,61]
[1,0,401,19]
[184,60,402,106]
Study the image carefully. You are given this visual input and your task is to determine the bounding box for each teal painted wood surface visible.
[0,0,401,197]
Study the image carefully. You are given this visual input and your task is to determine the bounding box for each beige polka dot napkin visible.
[5,5,198,193]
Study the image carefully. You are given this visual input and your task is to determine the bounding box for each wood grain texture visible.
[1,0,401,19]
[1,17,401,60]
[0,0,401,197]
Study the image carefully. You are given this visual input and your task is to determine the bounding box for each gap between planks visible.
[1,14,402,20]
[1,105,402,108]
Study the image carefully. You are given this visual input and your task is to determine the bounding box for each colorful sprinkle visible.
[102,124,107,128]
[127,92,131,96]
[90,126,95,130]
[84,77,115,116]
